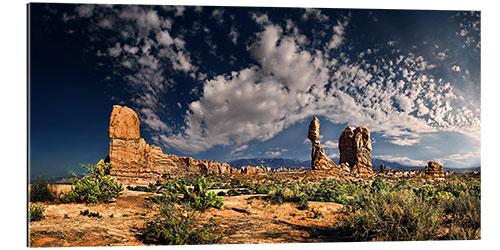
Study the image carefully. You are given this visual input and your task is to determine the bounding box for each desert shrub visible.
[436,179,469,197]
[370,176,389,193]
[29,203,46,222]
[256,184,277,194]
[140,203,223,245]
[154,177,223,211]
[268,185,309,210]
[79,209,102,218]
[60,162,123,204]
[438,190,480,240]
[340,189,444,241]
[127,183,159,193]
[226,188,240,196]
[30,174,58,202]
[308,179,358,205]
[414,184,437,200]
[391,180,414,192]
[467,180,481,199]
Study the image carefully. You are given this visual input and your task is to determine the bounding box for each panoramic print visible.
[28,3,481,247]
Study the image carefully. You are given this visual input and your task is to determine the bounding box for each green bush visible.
[268,185,310,210]
[30,174,58,202]
[307,179,358,205]
[60,162,123,204]
[439,190,480,240]
[339,178,481,241]
[140,203,223,245]
[29,203,46,222]
[340,189,444,241]
[370,176,389,193]
[153,177,223,211]
[79,209,103,218]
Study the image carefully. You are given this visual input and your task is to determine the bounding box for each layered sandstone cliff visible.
[108,105,239,186]
[338,126,373,177]
[307,117,336,170]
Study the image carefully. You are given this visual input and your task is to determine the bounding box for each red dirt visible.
[29,187,346,247]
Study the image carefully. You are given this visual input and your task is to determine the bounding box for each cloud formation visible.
[155,14,479,153]
[66,6,480,157]
[374,155,427,167]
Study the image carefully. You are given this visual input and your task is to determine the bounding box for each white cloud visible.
[323,140,338,149]
[387,137,420,146]
[75,4,94,18]
[174,6,185,16]
[451,65,461,72]
[374,155,427,167]
[157,30,174,46]
[81,6,480,155]
[108,43,122,57]
[264,148,287,157]
[157,17,479,153]
[228,27,239,44]
[140,108,170,133]
[251,13,270,26]
[302,8,329,22]
[437,148,480,166]
[211,9,225,24]
[395,94,414,113]
[72,5,201,137]
[328,19,348,49]
[230,145,248,156]
[328,153,339,159]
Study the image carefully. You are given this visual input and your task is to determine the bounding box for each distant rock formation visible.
[425,161,445,179]
[308,117,336,170]
[339,126,373,177]
[379,164,385,173]
[240,165,270,174]
[108,105,239,186]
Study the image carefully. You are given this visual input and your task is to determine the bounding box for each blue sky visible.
[29,4,480,177]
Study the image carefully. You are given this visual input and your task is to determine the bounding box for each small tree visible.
[60,162,123,204]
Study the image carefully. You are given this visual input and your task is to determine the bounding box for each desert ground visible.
[29,184,347,247]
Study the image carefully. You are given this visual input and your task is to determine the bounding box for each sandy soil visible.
[29,187,346,247]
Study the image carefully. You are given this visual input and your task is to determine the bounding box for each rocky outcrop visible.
[379,164,385,173]
[339,126,373,177]
[240,165,269,174]
[108,105,238,186]
[308,117,336,170]
[425,161,445,179]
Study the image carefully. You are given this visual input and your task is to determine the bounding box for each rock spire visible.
[307,117,336,170]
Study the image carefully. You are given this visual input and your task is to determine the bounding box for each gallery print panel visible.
[28,2,480,247]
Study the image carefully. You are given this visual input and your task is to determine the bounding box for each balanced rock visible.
[109,105,140,140]
[425,161,445,179]
[108,105,239,186]
[339,126,373,177]
[308,117,336,170]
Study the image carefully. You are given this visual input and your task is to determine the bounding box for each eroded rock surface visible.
[108,105,238,185]
[338,126,373,177]
[308,117,336,170]
[425,160,445,179]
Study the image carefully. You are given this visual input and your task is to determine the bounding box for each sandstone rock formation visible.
[338,126,373,177]
[379,164,385,173]
[240,165,269,174]
[308,117,336,170]
[108,105,238,186]
[425,161,445,179]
